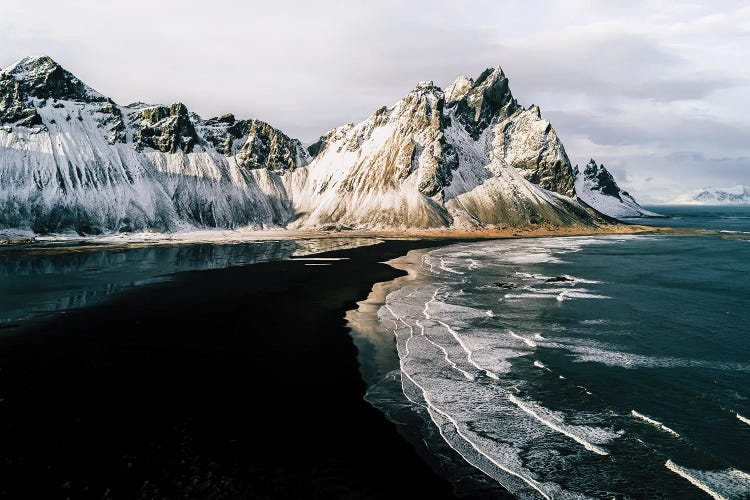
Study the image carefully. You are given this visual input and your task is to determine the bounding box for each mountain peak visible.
[445,75,473,102]
[1,55,104,102]
[446,66,519,139]
[673,185,750,205]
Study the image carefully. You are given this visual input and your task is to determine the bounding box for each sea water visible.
[357,207,750,499]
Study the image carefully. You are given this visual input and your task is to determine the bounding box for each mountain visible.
[287,69,597,229]
[672,185,750,205]
[0,56,308,234]
[1,56,626,235]
[574,160,660,217]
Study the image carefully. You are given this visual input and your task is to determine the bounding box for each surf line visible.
[422,285,495,380]
[631,410,681,438]
[438,256,464,275]
[401,354,551,498]
[736,412,750,427]
[665,460,726,500]
[509,330,537,347]
[509,394,609,456]
[437,319,498,380]
[383,299,552,499]
[416,319,474,380]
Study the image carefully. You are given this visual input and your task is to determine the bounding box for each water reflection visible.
[0,237,378,325]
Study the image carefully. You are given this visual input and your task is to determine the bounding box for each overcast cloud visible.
[2,0,748,202]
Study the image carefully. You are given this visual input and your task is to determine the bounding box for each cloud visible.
[0,0,748,201]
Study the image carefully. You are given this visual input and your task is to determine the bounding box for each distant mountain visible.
[0,56,637,235]
[672,185,750,205]
[574,160,660,217]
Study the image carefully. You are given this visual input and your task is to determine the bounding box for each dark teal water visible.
[370,207,750,498]
[0,238,375,326]
[625,205,750,233]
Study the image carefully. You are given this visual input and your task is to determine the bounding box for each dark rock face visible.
[132,103,199,153]
[446,67,520,139]
[236,120,306,173]
[545,276,574,283]
[0,75,42,127]
[202,113,251,155]
[95,99,127,144]
[3,56,104,103]
[202,114,307,173]
[307,135,327,158]
[579,159,622,200]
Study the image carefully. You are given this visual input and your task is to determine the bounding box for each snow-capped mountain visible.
[287,68,597,229]
[574,160,660,217]
[672,185,750,205]
[0,56,632,234]
[0,56,308,234]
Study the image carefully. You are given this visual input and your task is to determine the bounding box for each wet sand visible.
[0,239,482,499]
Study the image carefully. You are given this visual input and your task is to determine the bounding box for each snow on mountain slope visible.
[574,160,660,218]
[0,56,308,234]
[289,68,599,229]
[672,185,750,205]
[1,57,626,235]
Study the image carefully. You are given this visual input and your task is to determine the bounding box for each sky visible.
[1,0,748,202]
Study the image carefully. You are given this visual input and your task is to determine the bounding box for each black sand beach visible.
[0,239,473,499]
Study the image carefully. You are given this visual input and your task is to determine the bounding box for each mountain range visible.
[672,185,750,205]
[0,56,650,235]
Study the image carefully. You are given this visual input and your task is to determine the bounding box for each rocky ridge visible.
[0,56,639,235]
[672,185,750,205]
[574,160,658,217]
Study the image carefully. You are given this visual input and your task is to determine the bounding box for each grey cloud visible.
[1,0,748,200]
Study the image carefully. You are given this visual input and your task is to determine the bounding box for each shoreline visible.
[0,239,468,499]
[347,247,513,498]
[0,228,741,498]
[0,223,711,257]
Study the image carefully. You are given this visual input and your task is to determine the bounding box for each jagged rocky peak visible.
[237,119,310,173]
[578,159,622,199]
[445,75,473,102]
[201,113,309,173]
[574,159,657,217]
[446,66,519,139]
[496,103,576,198]
[131,102,199,154]
[1,55,104,102]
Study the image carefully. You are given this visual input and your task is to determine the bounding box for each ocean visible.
[0,237,374,326]
[2,207,749,498]
[353,206,750,499]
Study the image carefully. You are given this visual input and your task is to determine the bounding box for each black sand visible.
[0,239,477,499]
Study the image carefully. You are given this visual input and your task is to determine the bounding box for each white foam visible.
[508,394,613,456]
[416,319,475,381]
[438,256,464,275]
[533,361,553,374]
[485,310,495,317]
[580,319,608,325]
[557,290,611,301]
[291,257,349,261]
[504,293,560,300]
[631,410,681,438]
[436,319,498,379]
[665,460,750,500]
[534,334,546,341]
[571,345,750,371]
[509,330,537,347]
